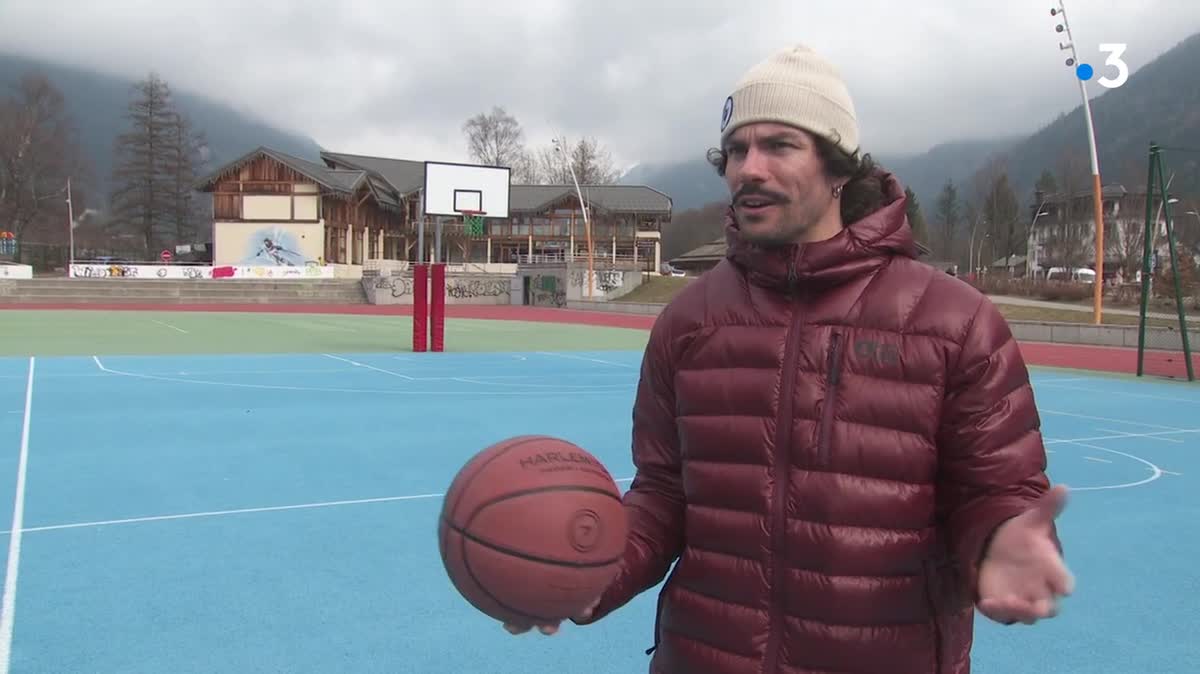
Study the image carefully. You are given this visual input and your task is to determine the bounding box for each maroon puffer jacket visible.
[578,171,1054,673]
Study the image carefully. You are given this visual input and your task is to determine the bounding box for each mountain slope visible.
[974,31,1200,201]
[0,52,323,206]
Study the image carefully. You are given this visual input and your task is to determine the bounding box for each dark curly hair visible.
[706,131,887,224]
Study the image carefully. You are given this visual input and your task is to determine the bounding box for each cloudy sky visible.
[1,0,1197,170]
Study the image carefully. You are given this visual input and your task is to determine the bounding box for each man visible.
[507,44,1073,674]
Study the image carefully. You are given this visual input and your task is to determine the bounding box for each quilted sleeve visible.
[936,296,1058,599]
[574,311,686,624]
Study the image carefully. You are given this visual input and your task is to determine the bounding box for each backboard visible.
[422,161,511,218]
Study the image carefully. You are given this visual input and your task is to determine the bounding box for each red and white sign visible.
[160,249,173,262]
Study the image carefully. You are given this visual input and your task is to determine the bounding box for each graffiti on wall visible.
[239,226,314,266]
[529,274,566,307]
[446,279,509,299]
[569,269,624,293]
[373,276,412,298]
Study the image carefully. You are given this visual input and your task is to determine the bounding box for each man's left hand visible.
[977,485,1075,625]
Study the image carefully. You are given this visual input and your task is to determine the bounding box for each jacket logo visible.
[854,339,900,367]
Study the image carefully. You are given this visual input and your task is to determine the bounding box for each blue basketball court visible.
[0,350,1195,673]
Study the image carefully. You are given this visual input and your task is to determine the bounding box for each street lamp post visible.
[1050,1,1106,324]
[554,137,594,299]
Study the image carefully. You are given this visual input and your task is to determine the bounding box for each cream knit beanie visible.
[720,45,859,155]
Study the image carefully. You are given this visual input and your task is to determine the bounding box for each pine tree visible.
[110,73,178,256]
[904,187,929,246]
[933,179,961,260]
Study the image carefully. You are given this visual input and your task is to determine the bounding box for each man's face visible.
[723,123,842,246]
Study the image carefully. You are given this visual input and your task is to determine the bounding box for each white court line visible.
[1095,428,1183,443]
[1035,381,1200,405]
[452,376,628,391]
[0,478,635,536]
[1049,438,1166,491]
[148,318,188,334]
[0,357,34,673]
[89,356,628,397]
[322,354,414,380]
[1043,428,1200,444]
[536,351,634,368]
[88,356,620,396]
[1038,408,1183,432]
[1084,456,1113,463]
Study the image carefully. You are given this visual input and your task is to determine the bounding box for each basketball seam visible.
[443,518,623,569]
[442,435,550,525]
[460,534,557,625]
[466,484,622,523]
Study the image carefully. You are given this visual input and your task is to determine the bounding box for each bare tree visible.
[110,73,181,256]
[1041,221,1092,272]
[0,72,82,263]
[536,136,619,185]
[1106,217,1145,282]
[462,106,540,183]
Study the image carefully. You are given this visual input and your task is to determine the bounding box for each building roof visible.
[322,151,671,215]
[510,184,672,214]
[321,151,426,195]
[199,146,673,217]
[1032,183,1147,206]
[672,237,729,263]
[193,146,369,195]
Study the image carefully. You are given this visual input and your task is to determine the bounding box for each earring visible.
[832,184,843,197]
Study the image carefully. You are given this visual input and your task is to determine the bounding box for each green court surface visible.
[0,310,651,356]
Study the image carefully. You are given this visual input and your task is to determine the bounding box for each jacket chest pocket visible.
[815,331,845,467]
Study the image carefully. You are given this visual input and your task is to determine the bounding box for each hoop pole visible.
[1158,148,1194,380]
[1137,143,1157,376]
[412,263,428,352]
[430,262,446,352]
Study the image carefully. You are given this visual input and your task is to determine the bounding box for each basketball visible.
[437,435,628,627]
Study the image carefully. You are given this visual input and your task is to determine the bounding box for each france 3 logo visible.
[1050,3,1129,89]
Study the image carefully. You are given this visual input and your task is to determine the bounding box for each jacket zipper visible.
[644,567,677,656]
[762,262,803,674]
[816,332,843,467]
[922,559,944,672]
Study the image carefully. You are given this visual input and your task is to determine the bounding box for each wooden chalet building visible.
[196,147,671,272]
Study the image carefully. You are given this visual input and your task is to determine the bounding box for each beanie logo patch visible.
[721,96,734,132]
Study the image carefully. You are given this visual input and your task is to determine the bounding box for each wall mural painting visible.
[240,227,314,266]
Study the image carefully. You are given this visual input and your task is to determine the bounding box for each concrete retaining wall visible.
[0,278,368,304]
[523,268,645,307]
[1007,321,1185,350]
[566,300,1186,350]
[364,274,515,305]
[568,300,664,315]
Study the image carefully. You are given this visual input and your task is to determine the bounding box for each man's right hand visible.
[502,597,600,636]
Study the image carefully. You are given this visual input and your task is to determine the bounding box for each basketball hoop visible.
[459,209,486,236]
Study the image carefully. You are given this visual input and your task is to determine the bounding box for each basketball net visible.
[460,211,485,236]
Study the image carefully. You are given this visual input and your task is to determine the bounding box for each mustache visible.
[733,185,788,204]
